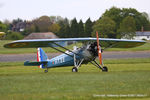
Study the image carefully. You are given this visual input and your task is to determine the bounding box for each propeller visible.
[96,31,103,65]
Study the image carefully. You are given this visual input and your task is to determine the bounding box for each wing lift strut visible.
[49,42,85,72]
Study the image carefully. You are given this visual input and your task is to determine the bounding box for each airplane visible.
[4,32,146,73]
[0,32,5,39]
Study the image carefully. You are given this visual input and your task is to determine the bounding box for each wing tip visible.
[3,43,10,48]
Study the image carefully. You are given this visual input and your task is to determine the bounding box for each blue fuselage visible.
[46,46,95,68]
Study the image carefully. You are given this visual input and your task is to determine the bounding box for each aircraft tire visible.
[72,67,78,72]
[102,66,108,72]
[44,70,48,73]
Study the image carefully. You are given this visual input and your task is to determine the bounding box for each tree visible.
[57,18,70,27]
[78,20,84,37]
[0,21,7,32]
[33,16,52,32]
[121,8,150,31]
[118,16,136,39]
[3,19,12,31]
[57,18,70,38]
[58,24,71,38]
[70,18,79,37]
[48,23,60,33]
[12,18,23,25]
[57,24,65,37]
[92,17,116,38]
[50,16,64,23]
[102,7,150,32]
[85,18,93,37]
[61,24,71,38]
[102,7,122,30]
[5,32,24,40]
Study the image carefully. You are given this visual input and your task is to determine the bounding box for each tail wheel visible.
[44,69,48,73]
[102,66,108,72]
[72,67,78,72]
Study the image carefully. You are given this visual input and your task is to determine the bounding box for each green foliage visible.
[58,25,66,38]
[1,7,150,39]
[32,16,52,32]
[60,24,71,38]
[23,24,37,35]
[5,32,24,40]
[70,18,79,37]
[57,18,71,38]
[0,21,7,32]
[57,18,70,28]
[78,20,84,37]
[103,7,122,29]
[85,18,93,37]
[48,23,60,33]
[101,7,150,38]
[49,16,63,23]
[118,16,136,39]
[92,17,116,38]
[58,18,92,38]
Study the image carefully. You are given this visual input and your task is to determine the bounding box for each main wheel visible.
[44,69,48,73]
[102,66,108,72]
[72,67,78,72]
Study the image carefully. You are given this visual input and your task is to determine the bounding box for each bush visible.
[142,38,147,41]
[5,32,24,40]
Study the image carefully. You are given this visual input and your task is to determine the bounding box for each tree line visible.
[0,7,150,40]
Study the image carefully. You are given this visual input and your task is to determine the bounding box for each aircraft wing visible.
[4,38,146,48]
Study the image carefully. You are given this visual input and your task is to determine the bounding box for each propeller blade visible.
[96,31,103,65]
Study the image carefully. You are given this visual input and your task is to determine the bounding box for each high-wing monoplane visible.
[4,32,146,72]
[0,32,5,39]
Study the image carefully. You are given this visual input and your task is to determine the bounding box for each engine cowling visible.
[80,42,102,62]
[88,42,98,57]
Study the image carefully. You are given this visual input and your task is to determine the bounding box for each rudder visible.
[37,48,48,68]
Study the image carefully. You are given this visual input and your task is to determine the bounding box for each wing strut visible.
[52,42,81,57]
[50,46,74,57]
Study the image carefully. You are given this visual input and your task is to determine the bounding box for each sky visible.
[0,0,150,22]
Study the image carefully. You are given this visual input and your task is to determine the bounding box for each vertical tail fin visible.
[37,48,48,68]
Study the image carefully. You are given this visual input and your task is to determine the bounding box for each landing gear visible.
[72,67,78,72]
[91,60,108,72]
[44,69,48,73]
[102,66,108,72]
[72,54,84,72]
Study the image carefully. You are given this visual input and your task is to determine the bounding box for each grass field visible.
[0,58,150,100]
[0,40,150,54]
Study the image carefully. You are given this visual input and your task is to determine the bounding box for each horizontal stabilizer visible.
[24,61,48,66]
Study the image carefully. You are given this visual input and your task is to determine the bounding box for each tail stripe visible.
[37,48,42,68]
[39,48,42,62]
[37,49,39,62]
[37,48,48,69]
[39,48,44,68]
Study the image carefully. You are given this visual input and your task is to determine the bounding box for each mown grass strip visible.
[0,58,150,100]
